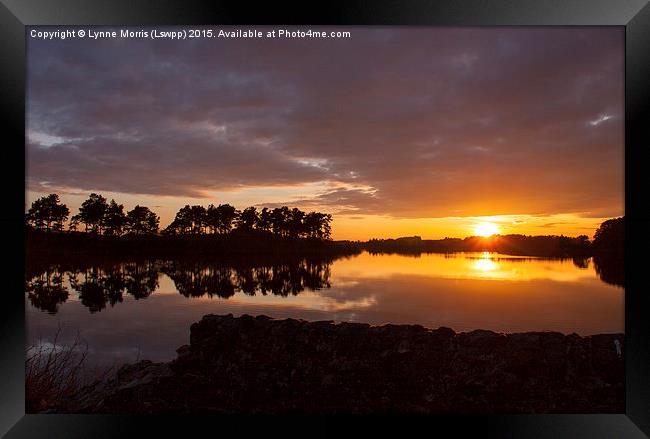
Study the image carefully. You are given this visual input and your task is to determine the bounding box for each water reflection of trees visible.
[26,258,333,313]
[26,253,620,315]
[68,260,160,313]
[572,257,590,269]
[26,260,160,314]
[451,254,622,287]
[161,259,331,298]
[593,254,624,288]
[25,267,69,314]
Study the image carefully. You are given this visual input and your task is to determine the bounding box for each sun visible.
[474,222,500,237]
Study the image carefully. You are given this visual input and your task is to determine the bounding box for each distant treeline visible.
[362,217,624,259]
[25,193,332,239]
[363,234,591,257]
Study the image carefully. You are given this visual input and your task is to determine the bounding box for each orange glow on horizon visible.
[329,213,608,241]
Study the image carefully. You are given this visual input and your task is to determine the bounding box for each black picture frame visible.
[1,1,649,437]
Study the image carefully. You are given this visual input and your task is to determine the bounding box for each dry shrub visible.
[25,328,89,412]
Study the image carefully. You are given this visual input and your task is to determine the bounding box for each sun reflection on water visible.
[473,258,498,272]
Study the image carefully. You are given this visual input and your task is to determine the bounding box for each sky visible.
[26,27,624,240]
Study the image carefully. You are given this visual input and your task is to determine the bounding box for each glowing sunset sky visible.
[26,27,623,240]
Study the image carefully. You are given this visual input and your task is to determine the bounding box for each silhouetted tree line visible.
[25,193,332,240]
[26,258,332,314]
[24,194,69,232]
[592,216,624,287]
[26,193,159,235]
[163,204,332,239]
[364,234,592,257]
[592,217,624,256]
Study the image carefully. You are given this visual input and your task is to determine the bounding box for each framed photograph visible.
[2,0,649,437]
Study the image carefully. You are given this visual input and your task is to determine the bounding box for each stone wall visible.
[65,314,624,413]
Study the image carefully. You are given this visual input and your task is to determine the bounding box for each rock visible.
[61,314,624,414]
[176,344,191,357]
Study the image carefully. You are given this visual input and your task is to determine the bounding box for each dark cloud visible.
[27,27,623,218]
[540,222,567,228]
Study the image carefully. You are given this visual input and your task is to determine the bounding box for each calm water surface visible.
[26,252,623,367]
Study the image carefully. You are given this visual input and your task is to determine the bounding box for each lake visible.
[26,251,623,368]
